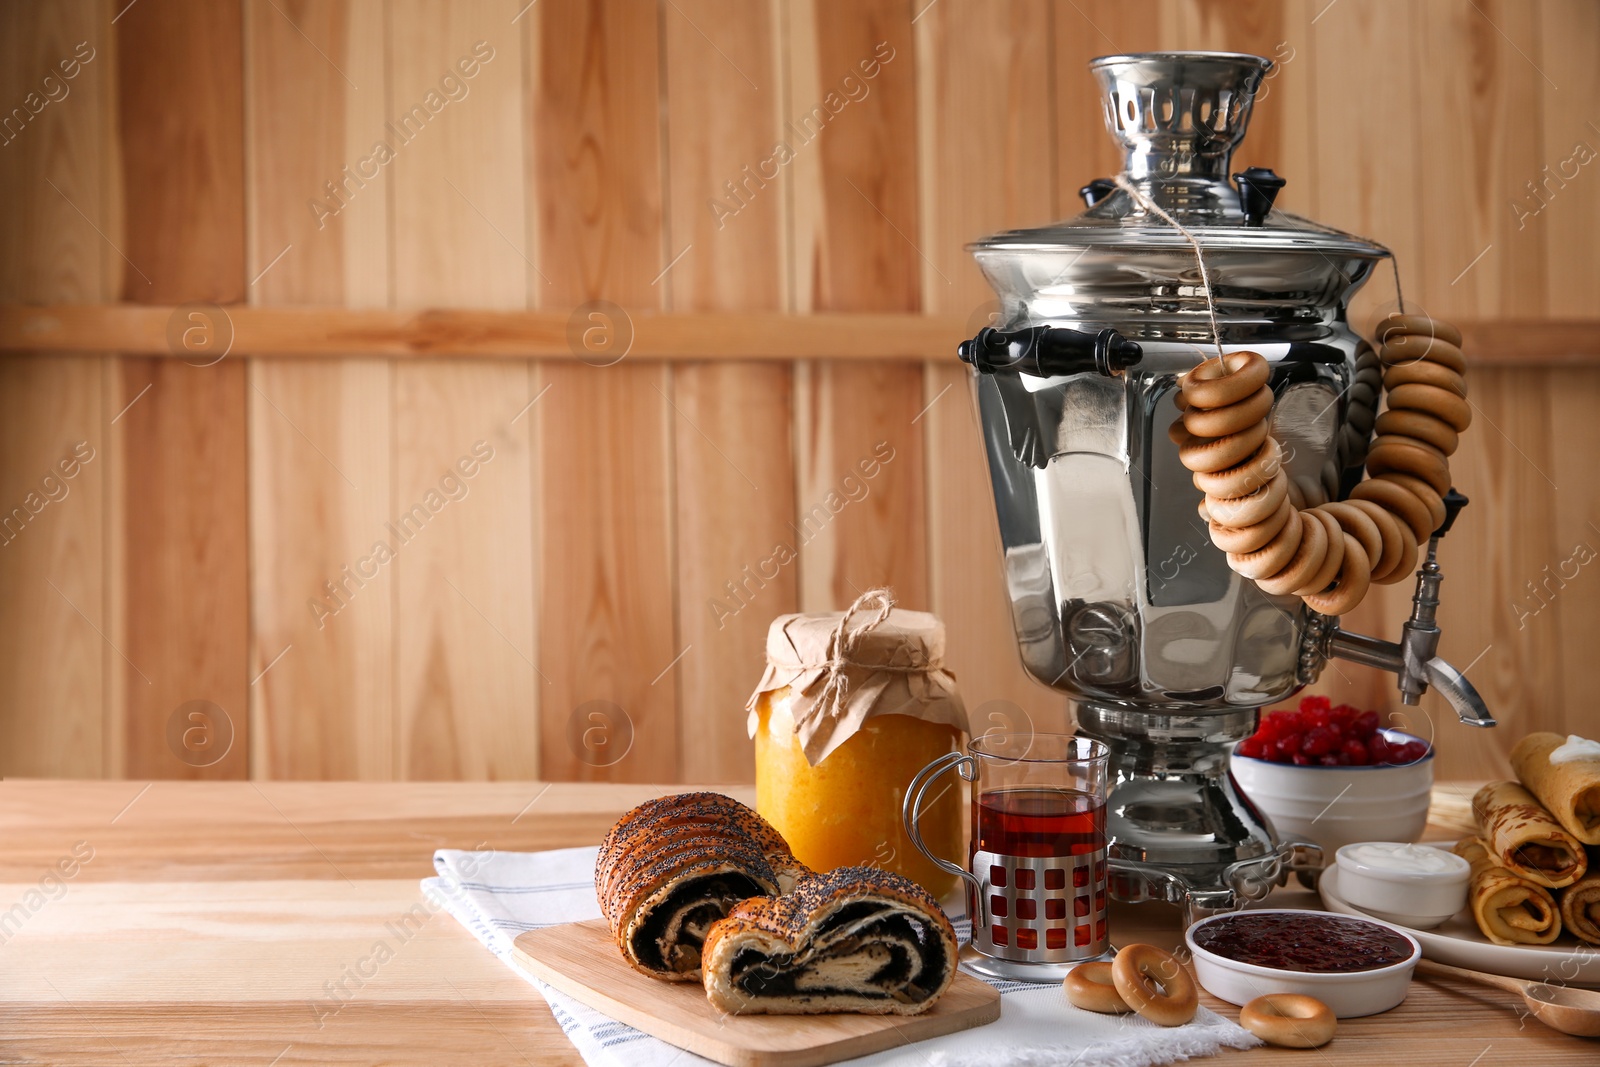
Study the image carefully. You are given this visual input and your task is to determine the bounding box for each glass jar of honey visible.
[747,590,967,899]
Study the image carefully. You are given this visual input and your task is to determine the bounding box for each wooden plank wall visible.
[1,0,1598,784]
[0,0,113,778]
[113,0,252,783]
[664,1,798,783]
[246,0,394,779]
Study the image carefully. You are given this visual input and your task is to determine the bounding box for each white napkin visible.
[424,847,1259,1067]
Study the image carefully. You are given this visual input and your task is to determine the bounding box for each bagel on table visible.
[1110,943,1199,1026]
[1239,993,1337,1048]
[1064,960,1132,1014]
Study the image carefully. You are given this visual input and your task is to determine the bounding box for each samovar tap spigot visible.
[1320,489,1496,728]
[1398,489,1467,704]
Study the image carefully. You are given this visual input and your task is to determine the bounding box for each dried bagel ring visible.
[1370,433,1448,463]
[1367,441,1451,498]
[1110,944,1198,1027]
[1230,510,1305,581]
[1193,438,1282,499]
[1206,471,1289,527]
[1338,423,1367,459]
[1387,382,1472,432]
[1379,472,1447,535]
[1239,993,1337,1049]
[1179,419,1270,473]
[1292,473,1328,508]
[1317,501,1384,572]
[1351,477,1434,542]
[1284,476,1307,510]
[1303,534,1371,616]
[1378,313,1463,349]
[1253,510,1328,595]
[1345,498,1406,583]
[1372,518,1419,585]
[1383,358,1466,396]
[1208,497,1293,554]
[1184,384,1275,439]
[1293,509,1346,597]
[1347,402,1375,436]
[1168,416,1194,446]
[1381,334,1467,375]
[1375,409,1459,455]
[1064,961,1132,1014]
[1182,351,1270,409]
[1320,459,1340,501]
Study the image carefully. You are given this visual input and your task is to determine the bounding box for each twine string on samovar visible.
[1113,174,1226,364]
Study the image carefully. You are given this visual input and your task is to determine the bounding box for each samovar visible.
[958,51,1495,919]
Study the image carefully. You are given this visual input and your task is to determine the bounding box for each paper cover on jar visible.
[745,588,968,765]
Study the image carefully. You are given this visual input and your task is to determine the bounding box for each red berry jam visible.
[1193,913,1414,973]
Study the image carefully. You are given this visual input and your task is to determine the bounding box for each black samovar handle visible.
[958,325,1142,378]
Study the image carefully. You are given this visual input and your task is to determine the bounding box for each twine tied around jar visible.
[809,588,900,726]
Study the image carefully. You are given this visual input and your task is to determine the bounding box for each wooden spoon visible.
[1416,959,1600,1037]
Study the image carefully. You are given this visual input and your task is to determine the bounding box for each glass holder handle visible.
[902,752,982,912]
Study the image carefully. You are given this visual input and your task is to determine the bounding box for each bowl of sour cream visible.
[1334,842,1471,928]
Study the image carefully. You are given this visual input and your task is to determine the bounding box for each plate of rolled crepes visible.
[1321,731,1600,983]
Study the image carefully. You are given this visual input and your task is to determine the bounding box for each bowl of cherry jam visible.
[1230,697,1434,855]
[1185,910,1421,1017]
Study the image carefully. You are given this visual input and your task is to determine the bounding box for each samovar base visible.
[1075,703,1324,924]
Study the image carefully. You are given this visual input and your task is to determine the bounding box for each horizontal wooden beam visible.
[0,305,969,362]
[1,304,1596,366]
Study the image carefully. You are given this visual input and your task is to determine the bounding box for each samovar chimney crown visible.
[1090,51,1273,183]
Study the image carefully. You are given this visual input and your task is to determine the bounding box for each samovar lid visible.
[970,51,1387,261]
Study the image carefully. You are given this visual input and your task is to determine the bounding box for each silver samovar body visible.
[960,52,1494,917]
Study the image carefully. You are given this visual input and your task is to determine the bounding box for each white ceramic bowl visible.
[1229,730,1433,855]
[1185,909,1421,1017]
[1334,842,1470,928]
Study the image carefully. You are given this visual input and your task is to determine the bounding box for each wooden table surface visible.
[0,779,1593,1065]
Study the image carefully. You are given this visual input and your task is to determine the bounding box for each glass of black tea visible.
[904,732,1110,980]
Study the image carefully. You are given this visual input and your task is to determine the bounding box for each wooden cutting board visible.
[511,919,1001,1067]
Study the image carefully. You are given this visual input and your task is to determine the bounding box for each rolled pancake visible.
[1472,780,1588,888]
[1454,837,1562,946]
[1510,732,1600,846]
[1559,863,1600,946]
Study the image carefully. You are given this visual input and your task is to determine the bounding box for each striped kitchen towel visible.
[424,846,1258,1067]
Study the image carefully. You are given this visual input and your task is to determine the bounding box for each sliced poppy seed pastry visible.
[595,792,809,981]
[700,866,958,1015]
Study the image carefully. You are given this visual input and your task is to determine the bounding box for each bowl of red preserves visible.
[1185,909,1421,1017]
[1229,696,1434,854]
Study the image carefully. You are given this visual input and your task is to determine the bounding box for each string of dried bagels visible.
[1108,177,1473,616]
[1170,314,1471,615]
